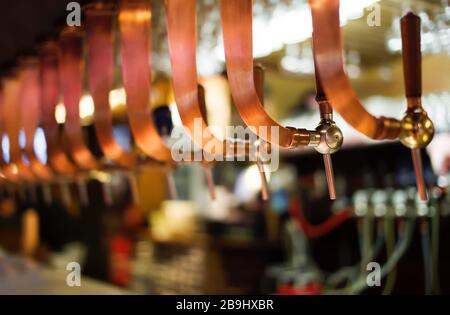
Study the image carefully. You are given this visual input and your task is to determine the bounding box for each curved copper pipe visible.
[2,75,35,182]
[0,90,8,176]
[309,0,401,140]
[165,0,253,157]
[39,41,78,176]
[118,0,172,162]
[18,57,53,181]
[59,26,100,170]
[220,0,314,148]
[0,88,19,182]
[85,2,135,168]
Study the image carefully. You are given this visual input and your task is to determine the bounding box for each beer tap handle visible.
[76,176,89,207]
[323,153,336,200]
[42,182,53,206]
[126,171,141,206]
[400,12,434,202]
[165,165,178,200]
[401,12,421,100]
[313,47,340,200]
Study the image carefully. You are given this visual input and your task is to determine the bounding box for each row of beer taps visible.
[0,0,435,208]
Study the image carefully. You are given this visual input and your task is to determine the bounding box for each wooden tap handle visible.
[401,12,422,99]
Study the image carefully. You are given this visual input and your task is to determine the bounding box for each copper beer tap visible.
[399,12,434,201]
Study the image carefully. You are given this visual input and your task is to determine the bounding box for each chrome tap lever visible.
[165,164,178,200]
[312,49,343,200]
[126,171,141,206]
[76,176,89,207]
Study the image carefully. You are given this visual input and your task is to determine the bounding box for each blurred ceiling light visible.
[19,129,26,149]
[234,164,271,204]
[387,37,402,52]
[34,127,48,164]
[55,94,95,125]
[79,94,95,121]
[55,102,66,124]
[109,87,126,110]
[10,164,18,175]
[214,0,380,62]
[280,55,314,75]
[199,75,231,139]
[378,65,393,81]
[387,3,450,55]
[1,134,9,163]
[90,170,111,183]
[340,0,379,21]
[346,50,361,79]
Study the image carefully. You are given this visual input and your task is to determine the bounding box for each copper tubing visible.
[165,0,255,157]
[2,76,35,182]
[0,88,19,182]
[118,0,172,162]
[85,2,135,167]
[0,90,14,181]
[39,41,77,176]
[220,0,313,148]
[18,58,53,181]
[59,26,100,170]
[309,0,401,140]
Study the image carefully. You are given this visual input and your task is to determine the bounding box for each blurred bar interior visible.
[0,0,449,294]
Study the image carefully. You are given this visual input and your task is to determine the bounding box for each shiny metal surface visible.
[0,86,20,182]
